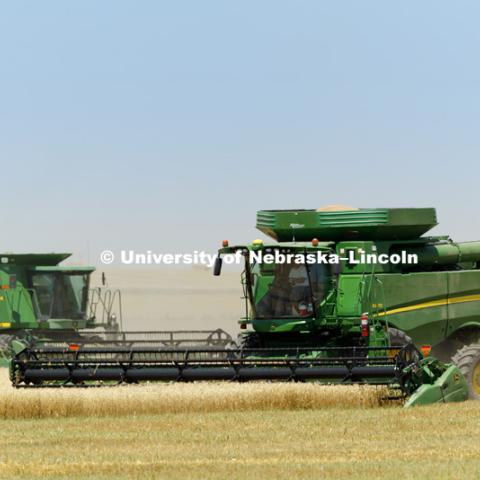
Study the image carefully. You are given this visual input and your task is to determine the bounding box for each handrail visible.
[87,287,123,331]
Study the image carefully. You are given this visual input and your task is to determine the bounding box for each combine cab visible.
[9,207,480,407]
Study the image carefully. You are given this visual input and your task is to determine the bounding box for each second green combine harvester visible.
[12,206,480,407]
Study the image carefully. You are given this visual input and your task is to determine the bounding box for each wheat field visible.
[1,369,480,479]
[0,373,390,419]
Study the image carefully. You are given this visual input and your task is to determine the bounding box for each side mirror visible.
[331,262,341,276]
[213,256,223,276]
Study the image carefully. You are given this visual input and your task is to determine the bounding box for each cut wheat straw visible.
[0,371,392,419]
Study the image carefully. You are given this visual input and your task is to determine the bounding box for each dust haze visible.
[91,267,243,335]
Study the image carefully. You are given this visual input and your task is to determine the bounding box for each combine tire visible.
[452,344,480,400]
[388,328,419,364]
[235,333,263,358]
[238,333,262,350]
[388,328,412,347]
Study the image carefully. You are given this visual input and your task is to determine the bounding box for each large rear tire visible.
[452,343,480,400]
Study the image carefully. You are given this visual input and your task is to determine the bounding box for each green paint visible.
[0,253,114,338]
[218,207,480,403]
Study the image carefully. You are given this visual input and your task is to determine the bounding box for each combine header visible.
[8,206,480,407]
[10,341,467,406]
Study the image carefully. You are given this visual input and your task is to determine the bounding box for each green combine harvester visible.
[0,253,233,361]
[8,206,480,407]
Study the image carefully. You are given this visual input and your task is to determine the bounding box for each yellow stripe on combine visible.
[448,293,480,305]
[377,293,480,317]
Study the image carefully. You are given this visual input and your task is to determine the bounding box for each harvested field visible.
[1,371,480,479]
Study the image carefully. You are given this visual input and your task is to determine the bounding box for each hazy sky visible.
[1,1,479,265]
